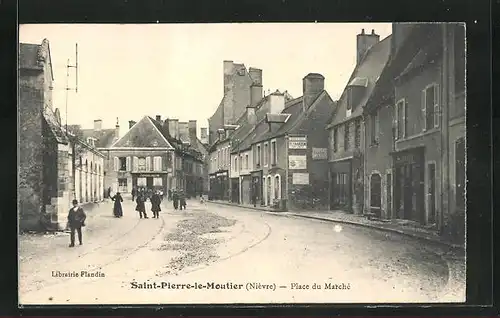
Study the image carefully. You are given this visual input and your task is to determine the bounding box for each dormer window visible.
[346,77,368,115]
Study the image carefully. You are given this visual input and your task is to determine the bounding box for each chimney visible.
[302,73,325,111]
[115,117,120,138]
[246,105,257,125]
[188,120,197,146]
[128,120,136,129]
[249,67,262,86]
[356,28,380,64]
[200,127,208,144]
[155,115,161,122]
[178,122,188,141]
[223,60,234,94]
[167,119,179,139]
[250,82,263,107]
[269,90,285,114]
[217,128,225,141]
[94,119,102,131]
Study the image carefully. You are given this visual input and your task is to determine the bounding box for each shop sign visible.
[312,148,328,160]
[292,173,309,185]
[288,155,307,170]
[216,171,228,177]
[288,136,307,149]
[136,174,162,178]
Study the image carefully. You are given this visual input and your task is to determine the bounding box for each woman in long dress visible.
[111,192,124,218]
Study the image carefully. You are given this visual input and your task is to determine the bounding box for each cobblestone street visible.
[19,199,465,304]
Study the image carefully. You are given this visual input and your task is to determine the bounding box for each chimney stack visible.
[246,105,257,125]
[200,127,208,144]
[128,120,136,129]
[302,73,325,111]
[217,128,225,141]
[167,119,179,139]
[269,90,285,114]
[94,119,102,131]
[115,117,120,138]
[223,60,234,94]
[155,115,161,122]
[356,28,380,64]
[188,120,197,146]
[249,67,262,85]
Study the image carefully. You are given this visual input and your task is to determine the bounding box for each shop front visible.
[392,147,425,224]
[241,175,251,205]
[209,170,229,201]
[230,177,239,203]
[132,172,169,193]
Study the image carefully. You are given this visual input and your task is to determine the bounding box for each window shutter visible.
[133,156,138,171]
[113,157,119,171]
[403,101,407,138]
[434,85,440,128]
[158,156,162,171]
[394,103,399,139]
[422,89,427,131]
[126,156,131,171]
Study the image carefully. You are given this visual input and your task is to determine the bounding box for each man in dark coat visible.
[135,193,148,219]
[67,199,87,247]
[111,192,124,217]
[151,192,161,218]
[172,190,179,210]
[179,190,187,210]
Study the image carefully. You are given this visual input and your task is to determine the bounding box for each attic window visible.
[237,69,246,76]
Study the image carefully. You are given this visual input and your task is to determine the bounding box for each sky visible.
[19,23,392,137]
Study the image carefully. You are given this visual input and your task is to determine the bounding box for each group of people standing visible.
[108,187,188,219]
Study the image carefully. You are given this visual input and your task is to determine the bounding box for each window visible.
[153,177,163,186]
[344,123,350,151]
[137,177,146,186]
[395,99,407,139]
[239,155,242,171]
[271,141,277,165]
[355,119,361,148]
[245,154,249,169]
[118,178,128,192]
[370,174,382,209]
[138,157,146,171]
[422,84,440,130]
[118,157,127,171]
[264,143,269,166]
[346,88,353,111]
[370,112,379,145]
[153,156,162,171]
[257,145,261,166]
[333,127,338,152]
[234,157,238,171]
[274,175,280,200]
[455,137,465,211]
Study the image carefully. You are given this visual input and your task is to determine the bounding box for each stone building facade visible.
[362,23,466,242]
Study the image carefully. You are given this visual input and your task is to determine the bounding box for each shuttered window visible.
[423,84,440,130]
[126,157,131,171]
[146,157,152,171]
[133,156,139,171]
[113,157,119,171]
[153,156,162,171]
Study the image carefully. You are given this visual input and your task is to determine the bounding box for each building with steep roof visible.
[362,23,465,243]
[98,115,205,198]
[19,39,105,231]
[325,29,392,214]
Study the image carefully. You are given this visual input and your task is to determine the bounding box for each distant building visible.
[208,60,262,145]
[98,115,205,198]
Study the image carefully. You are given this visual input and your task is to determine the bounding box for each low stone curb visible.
[208,201,464,252]
[284,213,465,252]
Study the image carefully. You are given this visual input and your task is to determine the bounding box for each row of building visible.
[19,39,208,231]
[206,23,465,241]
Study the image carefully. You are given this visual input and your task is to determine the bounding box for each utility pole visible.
[65,43,79,133]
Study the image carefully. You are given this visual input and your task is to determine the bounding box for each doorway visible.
[370,173,382,217]
[386,172,392,218]
[428,163,436,224]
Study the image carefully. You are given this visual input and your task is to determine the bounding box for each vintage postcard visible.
[18,22,466,305]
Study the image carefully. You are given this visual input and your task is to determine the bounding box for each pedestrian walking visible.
[172,190,179,210]
[67,199,86,247]
[151,191,161,218]
[111,192,124,218]
[131,187,137,201]
[179,190,187,210]
[107,187,112,199]
[135,193,148,219]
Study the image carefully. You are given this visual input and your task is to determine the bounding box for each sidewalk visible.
[207,200,464,252]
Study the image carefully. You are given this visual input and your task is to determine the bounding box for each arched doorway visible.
[370,173,382,217]
[266,176,272,206]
